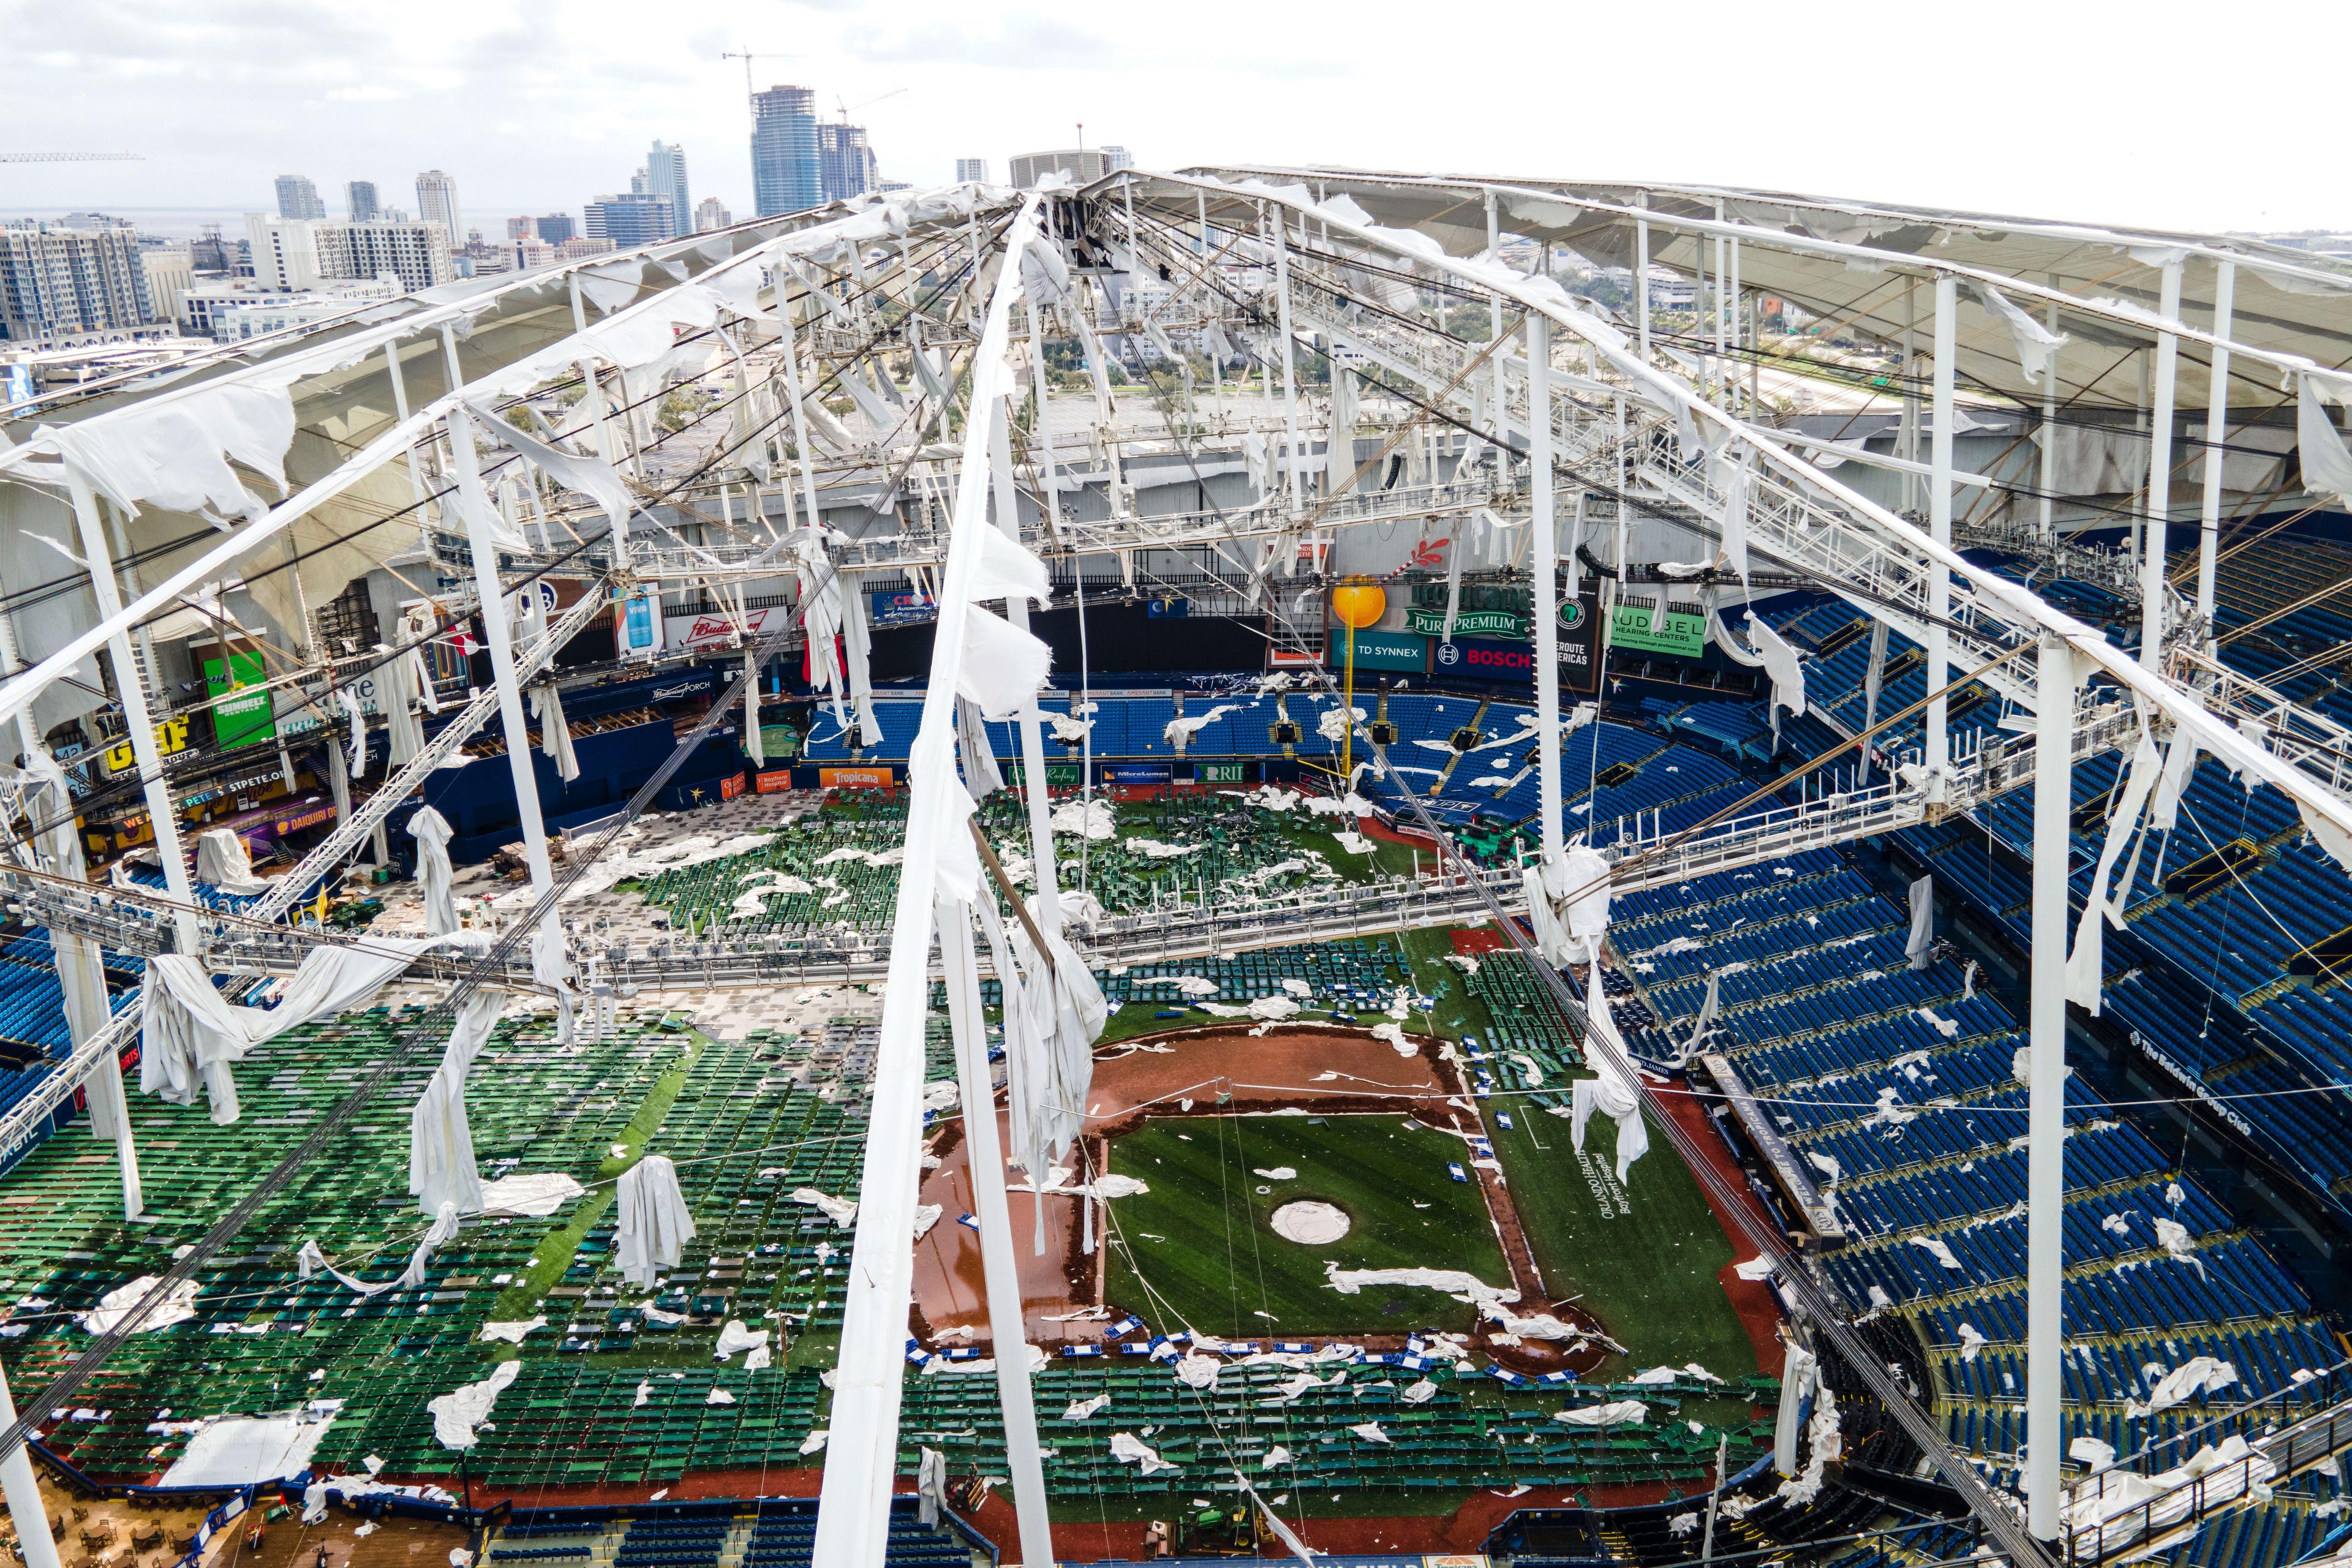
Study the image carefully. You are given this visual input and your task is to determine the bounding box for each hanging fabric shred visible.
[742,652,764,768]
[2067,728,2163,1014]
[615,1154,696,1287]
[1522,845,1612,968]
[956,698,1003,801]
[379,638,427,767]
[1905,875,1935,970]
[530,681,579,782]
[1860,622,1890,784]
[407,989,506,1218]
[337,687,369,780]
[1969,282,2069,388]
[194,828,271,894]
[141,937,459,1122]
[2297,375,2352,511]
[1572,965,1649,1183]
[409,806,458,935]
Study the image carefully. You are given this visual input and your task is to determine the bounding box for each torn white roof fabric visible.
[616,1155,696,1287]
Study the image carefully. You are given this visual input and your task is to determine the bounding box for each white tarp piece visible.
[1744,616,1808,725]
[616,1155,695,1287]
[530,682,580,782]
[975,890,1108,1251]
[2066,729,2162,1016]
[1970,281,2069,387]
[157,1415,334,1488]
[1555,1401,1649,1427]
[1570,965,1649,1183]
[77,1275,200,1335]
[1774,1346,1817,1476]
[141,935,461,1122]
[296,1201,459,1297]
[1270,1202,1350,1244]
[409,806,458,935]
[1163,704,1238,752]
[407,989,506,1218]
[1110,1432,1177,1476]
[426,1359,520,1450]
[2065,1436,2275,1558]
[380,630,432,769]
[2128,1356,2238,1419]
[1523,845,1610,968]
[194,829,271,894]
[1240,1479,1319,1567]
[1905,875,1934,971]
[791,1188,859,1227]
[478,1172,586,1218]
[2297,375,2352,511]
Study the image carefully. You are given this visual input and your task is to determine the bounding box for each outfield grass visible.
[1487,1090,1760,1384]
[1103,1114,1509,1339]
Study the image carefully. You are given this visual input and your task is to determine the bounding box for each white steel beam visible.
[2142,260,2184,663]
[2196,262,2236,635]
[2026,631,2077,1537]
[1528,313,1563,860]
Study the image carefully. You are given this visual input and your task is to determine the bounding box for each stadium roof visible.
[1183,167,2352,413]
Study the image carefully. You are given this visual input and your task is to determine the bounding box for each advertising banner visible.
[1325,628,1428,673]
[666,605,777,653]
[1611,597,1708,658]
[870,589,936,626]
[818,766,894,789]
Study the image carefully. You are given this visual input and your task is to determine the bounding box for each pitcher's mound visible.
[1271,1200,1351,1245]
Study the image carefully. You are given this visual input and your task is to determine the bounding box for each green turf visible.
[1102,1114,1509,1338]
[1486,1089,1760,1384]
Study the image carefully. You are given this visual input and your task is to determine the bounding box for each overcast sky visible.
[6,0,2347,237]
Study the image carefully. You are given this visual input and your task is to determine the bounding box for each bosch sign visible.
[1434,637,1536,677]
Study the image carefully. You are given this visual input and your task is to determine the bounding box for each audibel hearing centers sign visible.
[1611,598,1708,658]
[1325,628,1428,673]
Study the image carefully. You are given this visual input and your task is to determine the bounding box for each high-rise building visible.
[505,216,535,240]
[415,170,460,240]
[693,197,732,233]
[313,220,454,292]
[1101,145,1134,172]
[555,236,616,262]
[347,181,380,223]
[818,122,877,204]
[750,86,821,218]
[244,213,320,290]
[0,224,160,345]
[955,158,990,183]
[510,236,554,272]
[1008,148,1106,188]
[641,141,692,231]
[275,174,326,220]
[141,246,193,325]
[535,213,575,246]
[582,193,676,248]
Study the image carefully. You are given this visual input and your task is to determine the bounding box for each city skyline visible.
[12,0,2349,232]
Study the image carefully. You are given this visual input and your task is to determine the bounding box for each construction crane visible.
[0,152,143,164]
[719,48,796,105]
[834,89,906,123]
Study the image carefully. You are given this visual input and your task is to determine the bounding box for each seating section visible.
[1619,839,2342,1510]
